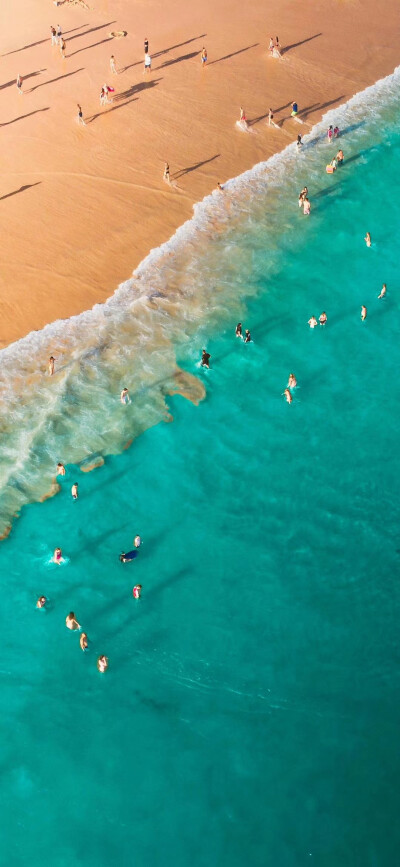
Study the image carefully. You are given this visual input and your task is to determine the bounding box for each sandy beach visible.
[0,0,399,347]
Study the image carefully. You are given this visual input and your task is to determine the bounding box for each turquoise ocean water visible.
[1,70,400,865]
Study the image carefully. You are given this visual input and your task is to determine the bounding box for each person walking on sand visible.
[50,26,57,46]
[268,37,275,55]
[60,38,66,59]
[144,53,151,73]
[144,38,149,55]
[16,74,23,94]
[77,104,86,126]
[56,24,62,44]
[100,87,107,107]
[201,46,207,66]
[275,36,282,56]
[361,305,367,321]
[163,162,170,183]
[378,283,387,299]
[48,356,55,375]
[110,54,117,74]
[239,107,249,129]
[268,107,279,129]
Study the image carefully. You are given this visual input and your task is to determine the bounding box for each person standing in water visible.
[133,584,142,599]
[296,134,302,151]
[308,316,318,328]
[66,612,80,630]
[36,596,47,608]
[303,197,311,216]
[378,283,387,299]
[319,311,328,326]
[56,462,65,476]
[97,655,108,672]
[235,323,243,339]
[288,373,297,389]
[77,104,86,126]
[361,305,367,321]
[48,356,55,376]
[244,329,252,343]
[364,232,371,247]
[53,547,63,564]
[71,483,78,500]
[120,387,129,404]
[80,632,88,651]
[201,349,211,368]
[283,388,292,404]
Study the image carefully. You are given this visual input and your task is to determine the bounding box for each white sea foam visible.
[0,65,399,535]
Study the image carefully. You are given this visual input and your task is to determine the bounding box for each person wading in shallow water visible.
[201,349,211,368]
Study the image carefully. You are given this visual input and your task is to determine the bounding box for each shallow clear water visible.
[1,71,400,865]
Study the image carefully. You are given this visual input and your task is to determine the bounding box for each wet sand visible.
[0,0,399,347]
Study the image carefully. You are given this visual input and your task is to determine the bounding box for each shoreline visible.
[0,0,400,348]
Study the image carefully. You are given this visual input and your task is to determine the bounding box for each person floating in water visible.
[134,535,141,548]
[244,329,252,343]
[201,349,211,368]
[364,232,371,247]
[120,387,129,405]
[319,311,327,326]
[283,388,292,404]
[133,584,142,599]
[53,547,63,564]
[56,462,65,476]
[288,373,297,389]
[361,305,367,321]
[378,283,387,299]
[66,612,80,630]
[308,316,318,328]
[119,550,137,562]
[80,632,88,651]
[235,322,243,339]
[71,483,78,500]
[36,596,47,609]
[97,655,108,673]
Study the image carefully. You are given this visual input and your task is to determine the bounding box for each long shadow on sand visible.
[0,23,100,56]
[86,95,140,123]
[0,107,50,127]
[208,43,259,65]
[173,154,220,179]
[0,182,41,201]
[111,78,162,104]
[67,36,114,59]
[27,68,84,92]
[0,69,45,91]
[281,33,322,55]
[156,50,200,69]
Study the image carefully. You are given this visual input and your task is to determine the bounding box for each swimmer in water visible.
[36,596,47,608]
[56,462,65,476]
[319,311,328,326]
[120,550,137,562]
[288,373,297,389]
[97,654,108,673]
[201,349,211,368]
[133,584,142,599]
[283,388,292,404]
[336,149,344,165]
[48,356,55,376]
[71,483,78,500]
[134,535,141,548]
[235,322,243,339]
[308,316,318,328]
[364,232,371,247]
[80,632,88,651]
[361,305,367,321]
[303,197,311,216]
[378,283,387,299]
[53,547,63,564]
[66,612,80,630]
[244,329,252,343]
[120,387,129,405]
